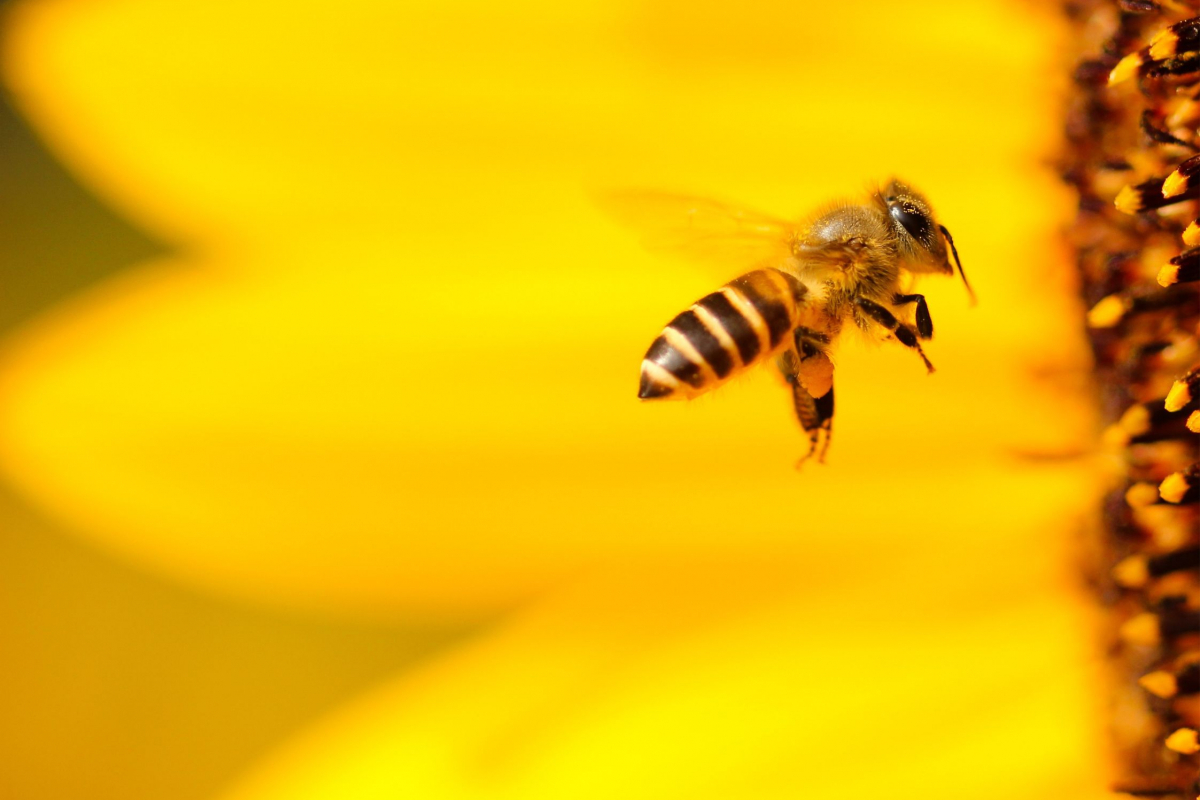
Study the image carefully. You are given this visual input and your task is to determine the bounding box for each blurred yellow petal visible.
[0,246,1095,616]
[2,0,1060,249]
[0,0,1088,618]
[0,0,1124,795]
[218,555,1107,800]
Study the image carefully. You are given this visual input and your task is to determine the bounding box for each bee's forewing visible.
[597,190,794,277]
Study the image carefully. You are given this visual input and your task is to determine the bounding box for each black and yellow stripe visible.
[1139,661,1200,700]
[638,268,807,400]
[1109,42,1200,86]
[1157,246,1198,286]
[1165,364,1200,412]
[1163,154,1200,199]
[1113,545,1200,588]
[1149,16,1200,61]
[1159,462,1199,504]
[1115,174,1198,214]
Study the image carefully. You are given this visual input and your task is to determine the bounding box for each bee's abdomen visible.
[639,268,807,400]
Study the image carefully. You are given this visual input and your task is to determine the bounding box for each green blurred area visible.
[0,46,468,800]
[0,86,161,335]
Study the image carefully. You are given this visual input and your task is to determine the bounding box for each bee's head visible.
[879,179,973,302]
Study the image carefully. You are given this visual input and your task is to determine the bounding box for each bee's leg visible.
[892,293,933,339]
[778,335,835,466]
[788,379,834,468]
[855,297,935,373]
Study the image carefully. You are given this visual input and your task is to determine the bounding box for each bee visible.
[625,180,972,463]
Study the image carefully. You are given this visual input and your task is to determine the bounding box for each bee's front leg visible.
[855,297,935,373]
[892,293,933,339]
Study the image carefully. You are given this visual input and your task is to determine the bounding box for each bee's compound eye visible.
[890,203,932,242]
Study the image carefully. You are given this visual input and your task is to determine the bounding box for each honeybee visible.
[622,180,973,463]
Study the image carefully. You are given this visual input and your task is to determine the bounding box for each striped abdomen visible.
[638,268,808,400]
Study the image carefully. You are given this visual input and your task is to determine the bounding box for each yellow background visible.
[0,1,1110,797]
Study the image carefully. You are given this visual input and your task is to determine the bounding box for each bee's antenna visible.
[939,224,975,305]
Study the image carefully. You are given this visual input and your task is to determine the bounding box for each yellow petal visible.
[0,0,1087,617]
[0,0,1113,795]
[3,0,1061,251]
[217,560,1106,800]
[0,249,1096,615]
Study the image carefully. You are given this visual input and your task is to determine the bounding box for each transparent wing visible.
[598,190,796,275]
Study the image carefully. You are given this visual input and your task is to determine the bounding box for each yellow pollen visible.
[1102,423,1130,449]
[1165,728,1200,755]
[1118,403,1151,435]
[1087,294,1128,328]
[1148,29,1179,61]
[1108,51,1143,86]
[1162,169,1188,199]
[1138,670,1178,699]
[1184,221,1200,247]
[1187,410,1200,433]
[1114,184,1142,214]
[1168,99,1200,128]
[1164,380,1192,412]
[1112,554,1150,588]
[1156,261,1180,287]
[1124,483,1160,509]
[1120,612,1161,646]
[1158,471,1189,503]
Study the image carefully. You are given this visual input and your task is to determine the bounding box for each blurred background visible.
[0,1,1111,798]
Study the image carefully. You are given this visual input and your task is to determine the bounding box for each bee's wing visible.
[598,190,795,274]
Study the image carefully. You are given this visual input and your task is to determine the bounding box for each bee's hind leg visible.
[856,297,935,373]
[778,333,835,467]
[792,385,834,468]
